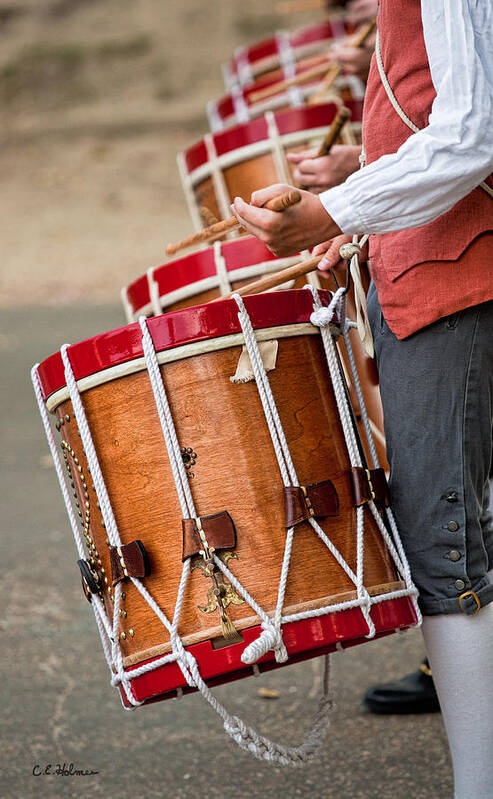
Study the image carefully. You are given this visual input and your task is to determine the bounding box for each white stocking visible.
[422,570,493,799]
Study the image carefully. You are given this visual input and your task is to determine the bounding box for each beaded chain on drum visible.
[31,257,420,766]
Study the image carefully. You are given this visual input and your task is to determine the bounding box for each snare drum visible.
[208,67,365,132]
[179,102,363,229]
[223,19,355,89]
[122,237,302,321]
[34,290,418,708]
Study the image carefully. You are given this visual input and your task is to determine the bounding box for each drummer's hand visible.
[346,0,378,25]
[329,44,373,80]
[231,184,341,257]
[313,234,368,271]
[287,145,361,193]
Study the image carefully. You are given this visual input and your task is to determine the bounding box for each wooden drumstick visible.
[298,106,350,190]
[315,105,351,155]
[220,254,323,299]
[309,18,376,103]
[249,58,332,104]
[165,190,302,257]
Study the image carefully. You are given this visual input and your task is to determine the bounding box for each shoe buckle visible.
[458,590,481,615]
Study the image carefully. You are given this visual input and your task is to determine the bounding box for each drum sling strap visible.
[31,257,419,766]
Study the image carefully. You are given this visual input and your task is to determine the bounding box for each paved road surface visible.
[0,305,452,799]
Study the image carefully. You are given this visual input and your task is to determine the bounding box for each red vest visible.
[363,0,493,339]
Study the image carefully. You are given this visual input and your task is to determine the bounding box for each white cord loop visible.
[309,286,346,328]
[339,242,361,260]
[241,621,288,665]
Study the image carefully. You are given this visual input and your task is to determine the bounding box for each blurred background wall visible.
[0,0,314,307]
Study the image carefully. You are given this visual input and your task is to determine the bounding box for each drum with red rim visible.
[122,237,302,321]
[223,19,355,89]
[179,102,363,230]
[35,290,417,707]
[208,66,365,132]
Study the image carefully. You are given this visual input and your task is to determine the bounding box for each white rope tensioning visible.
[138,316,333,765]
[306,242,421,625]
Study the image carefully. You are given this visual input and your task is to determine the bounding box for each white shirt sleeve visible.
[319,0,493,235]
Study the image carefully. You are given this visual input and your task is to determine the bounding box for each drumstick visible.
[315,105,351,155]
[298,106,350,190]
[220,254,323,299]
[249,18,376,104]
[309,18,376,103]
[165,190,302,257]
[249,59,333,104]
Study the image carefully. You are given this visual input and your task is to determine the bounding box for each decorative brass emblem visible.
[181,447,197,478]
[191,552,244,641]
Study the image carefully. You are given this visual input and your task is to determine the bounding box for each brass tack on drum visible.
[128,629,134,637]
[65,414,70,422]
[120,632,126,640]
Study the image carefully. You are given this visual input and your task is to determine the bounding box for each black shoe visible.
[363,659,441,714]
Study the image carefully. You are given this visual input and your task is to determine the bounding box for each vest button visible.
[449,550,461,562]
[447,520,459,532]
[455,579,466,591]
[445,491,459,503]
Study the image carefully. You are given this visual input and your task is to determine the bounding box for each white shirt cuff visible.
[319,183,367,236]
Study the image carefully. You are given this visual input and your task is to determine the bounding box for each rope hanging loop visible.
[241,621,288,665]
[339,242,361,261]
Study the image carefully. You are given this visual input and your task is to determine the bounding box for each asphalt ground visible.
[0,305,453,799]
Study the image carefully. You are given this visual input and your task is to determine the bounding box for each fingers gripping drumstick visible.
[165,190,302,256]
[309,18,376,102]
